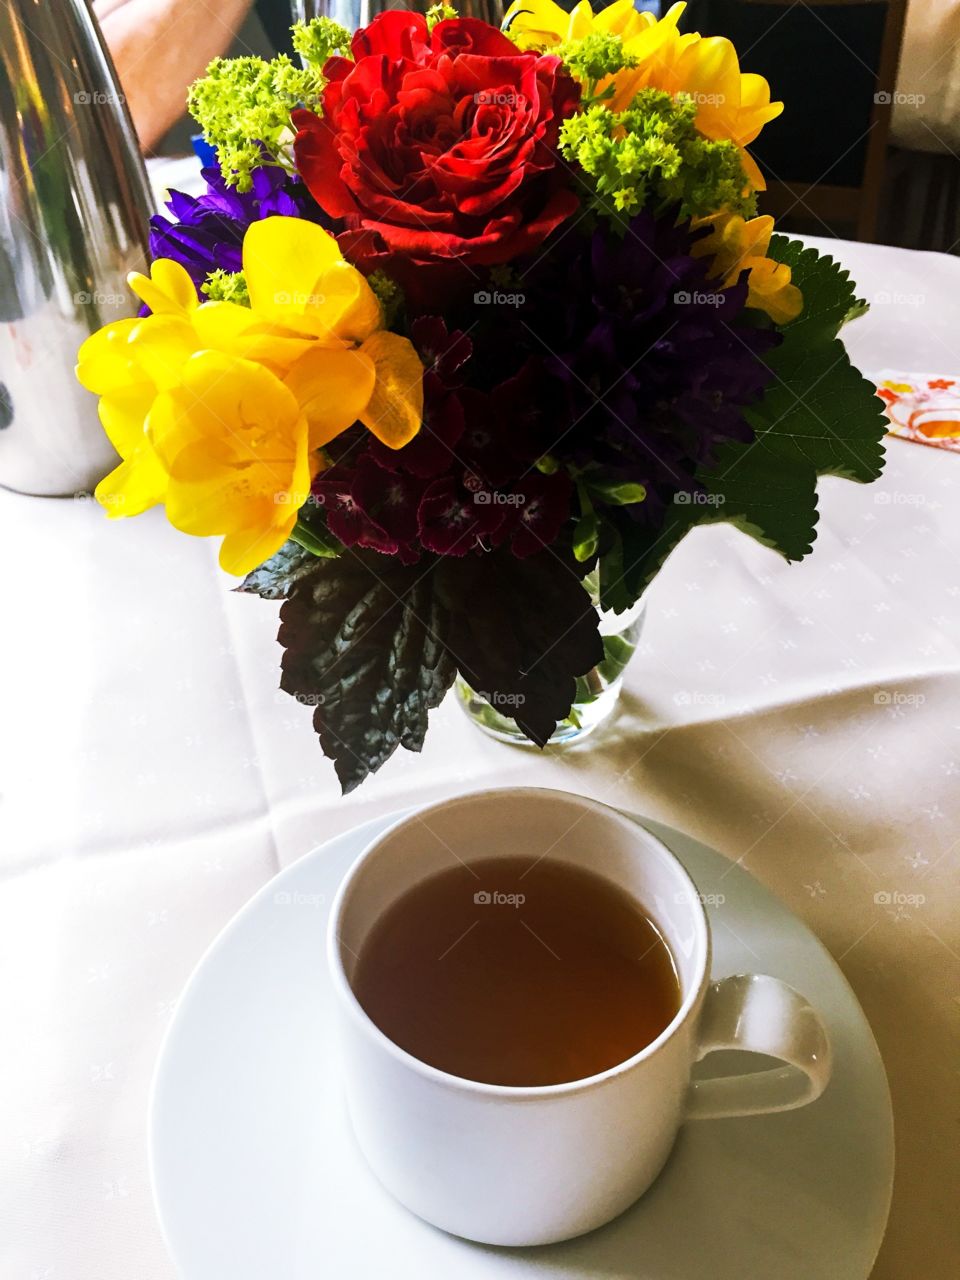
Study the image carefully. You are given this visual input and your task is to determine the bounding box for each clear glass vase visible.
[455,572,645,746]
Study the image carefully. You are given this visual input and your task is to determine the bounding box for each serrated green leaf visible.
[747,239,886,484]
[842,297,870,328]
[743,341,887,484]
[768,235,867,345]
[236,540,319,600]
[694,439,820,558]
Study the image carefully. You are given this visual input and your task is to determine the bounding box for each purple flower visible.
[482,210,781,524]
[148,159,321,295]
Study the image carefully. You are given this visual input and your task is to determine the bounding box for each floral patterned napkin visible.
[876,371,960,452]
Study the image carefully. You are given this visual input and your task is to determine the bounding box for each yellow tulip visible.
[691,211,803,325]
[76,216,425,573]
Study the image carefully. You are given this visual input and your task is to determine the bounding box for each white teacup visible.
[327,788,831,1247]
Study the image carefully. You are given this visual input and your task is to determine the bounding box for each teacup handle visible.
[686,974,832,1120]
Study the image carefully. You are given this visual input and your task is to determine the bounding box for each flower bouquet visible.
[77,1,886,792]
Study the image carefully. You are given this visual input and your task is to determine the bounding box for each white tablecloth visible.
[2,236,959,1278]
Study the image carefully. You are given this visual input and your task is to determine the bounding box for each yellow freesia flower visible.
[77,217,424,575]
[505,0,652,46]
[504,0,782,191]
[691,211,803,325]
[75,317,168,517]
[148,350,314,575]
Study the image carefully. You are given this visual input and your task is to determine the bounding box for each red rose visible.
[292,12,580,290]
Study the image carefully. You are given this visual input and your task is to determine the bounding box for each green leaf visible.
[236,540,320,600]
[572,484,599,562]
[599,514,685,613]
[747,237,886,485]
[767,235,867,345]
[587,479,647,505]
[743,346,886,484]
[278,552,456,794]
[292,513,343,559]
[573,509,599,562]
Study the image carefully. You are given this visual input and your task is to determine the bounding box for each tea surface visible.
[352,855,681,1086]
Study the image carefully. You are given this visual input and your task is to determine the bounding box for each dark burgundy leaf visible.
[278,551,455,792]
[437,547,603,746]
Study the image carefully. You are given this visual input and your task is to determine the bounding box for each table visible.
[2,236,959,1279]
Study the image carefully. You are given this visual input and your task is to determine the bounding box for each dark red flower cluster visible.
[292,11,580,298]
[311,318,573,562]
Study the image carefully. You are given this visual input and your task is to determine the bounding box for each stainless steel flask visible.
[0,0,153,496]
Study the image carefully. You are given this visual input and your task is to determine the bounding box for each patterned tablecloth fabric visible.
[1,234,959,1278]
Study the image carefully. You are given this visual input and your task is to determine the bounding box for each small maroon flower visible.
[417,473,506,556]
[501,470,573,558]
[312,462,404,558]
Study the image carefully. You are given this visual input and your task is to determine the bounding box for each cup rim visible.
[327,787,711,1099]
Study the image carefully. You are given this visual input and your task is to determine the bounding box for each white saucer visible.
[149,808,894,1279]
